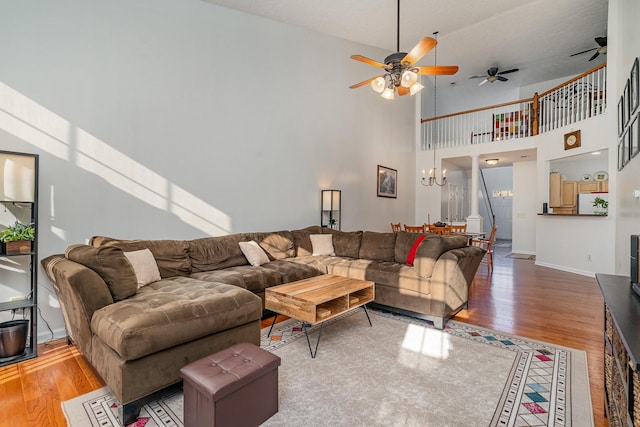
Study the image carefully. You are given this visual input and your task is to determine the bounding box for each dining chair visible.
[470,225,498,274]
[404,224,426,233]
[390,222,401,233]
[450,224,467,233]
[428,224,451,235]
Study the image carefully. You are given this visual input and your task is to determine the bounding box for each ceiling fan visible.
[349,0,458,100]
[468,67,520,86]
[570,36,607,61]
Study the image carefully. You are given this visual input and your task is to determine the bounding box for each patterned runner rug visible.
[62,309,593,427]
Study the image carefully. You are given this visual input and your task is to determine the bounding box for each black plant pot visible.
[0,319,29,358]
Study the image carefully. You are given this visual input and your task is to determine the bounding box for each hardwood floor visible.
[0,243,607,426]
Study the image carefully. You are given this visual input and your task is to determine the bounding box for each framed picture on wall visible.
[632,57,639,115]
[619,96,625,136]
[625,78,631,127]
[624,128,631,167]
[377,165,397,198]
[633,115,640,159]
[618,138,626,171]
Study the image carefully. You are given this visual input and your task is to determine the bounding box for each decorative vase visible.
[5,240,31,255]
[594,207,608,215]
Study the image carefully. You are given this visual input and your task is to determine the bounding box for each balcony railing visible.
[421,63,607,150]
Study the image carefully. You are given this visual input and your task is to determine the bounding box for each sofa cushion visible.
[359,231,397,262]
[291,226,322,257]
[322,257,429,295]
[246,230,295,260]
[65,244,138,301]
[413,234,469,278]
[188,235,248,272]
[191,265,281,293]
[406,235,426,266]
[394,231,427,263]
[239,241,270,266]
[123,249,162,288]
[91,237,191,278]
[310,234,335,256]
[322,229,363,258]
[261,259,325,283]
[90,277,262,361]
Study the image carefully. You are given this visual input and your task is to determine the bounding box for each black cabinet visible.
[0,150,38,367]
[596,273,640,426]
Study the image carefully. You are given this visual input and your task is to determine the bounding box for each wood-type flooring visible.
[0,242,606,426]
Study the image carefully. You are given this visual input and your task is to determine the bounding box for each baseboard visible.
[38,326,68,344]
[511,250,536,256]
[534,260,596,278]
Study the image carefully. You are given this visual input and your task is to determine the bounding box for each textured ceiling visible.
[202,0,608,88]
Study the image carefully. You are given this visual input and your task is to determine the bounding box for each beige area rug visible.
[62,309,593,427]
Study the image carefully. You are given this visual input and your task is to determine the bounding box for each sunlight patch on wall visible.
[170,184,230,235]
[0,82,231,236]
[0,82,70,160]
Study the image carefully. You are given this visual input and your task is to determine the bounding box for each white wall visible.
[535,114,615,276]
[512,161,537,255]
[0,0,416,340]
[612,0,640,276]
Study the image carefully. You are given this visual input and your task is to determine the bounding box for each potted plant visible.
[328,218,337,230]
[593,197,608,215]
[0,221,35,254]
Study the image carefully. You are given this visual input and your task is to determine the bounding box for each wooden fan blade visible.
[349,76,383,89]
[416,65,459,75]
[397,86,410,96]
[498,68,519,75]
[401,37,437,66]
[350,55,387,68]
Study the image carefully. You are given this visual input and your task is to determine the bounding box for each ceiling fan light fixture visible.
[381,86,395,100]
[409,81,424,96]
[400,69,418,87]
[485,159,499,165]
[370,76,386,93]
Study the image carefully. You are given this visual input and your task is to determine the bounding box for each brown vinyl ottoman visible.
[180,342,281,427]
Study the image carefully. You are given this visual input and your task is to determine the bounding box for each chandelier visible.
[421,31,446,187]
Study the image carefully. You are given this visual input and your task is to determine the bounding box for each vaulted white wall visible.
[0,0,416,339]
[612,0,640,275]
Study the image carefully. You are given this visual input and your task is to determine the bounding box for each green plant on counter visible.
[0,221,35,242]
[593,197,609,209]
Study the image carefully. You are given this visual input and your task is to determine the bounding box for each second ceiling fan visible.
[349,0,458,99]
[469,67,520,86]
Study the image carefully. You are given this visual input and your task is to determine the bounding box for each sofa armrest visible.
[41,255,114,355]
[427,246,486,316]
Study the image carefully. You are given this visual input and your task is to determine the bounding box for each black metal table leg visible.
[362,304,373,327]
[267,314,278,337]
[302,322,323,358]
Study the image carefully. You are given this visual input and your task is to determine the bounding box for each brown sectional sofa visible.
[41,225,484,423]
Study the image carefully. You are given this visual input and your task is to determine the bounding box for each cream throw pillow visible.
[310,234,335,256]
[123,249,161,288]
[239,240,270,266]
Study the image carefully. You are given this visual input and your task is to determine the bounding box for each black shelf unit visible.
[0,150,38,367]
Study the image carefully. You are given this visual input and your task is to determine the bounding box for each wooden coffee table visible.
[265,275,375,358]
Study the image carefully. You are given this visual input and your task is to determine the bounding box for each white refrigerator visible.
[578,192,608,214]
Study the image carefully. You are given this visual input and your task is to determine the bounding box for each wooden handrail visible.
[421,97,533,123]
[538,63,606,98]
[420,63,606,124]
